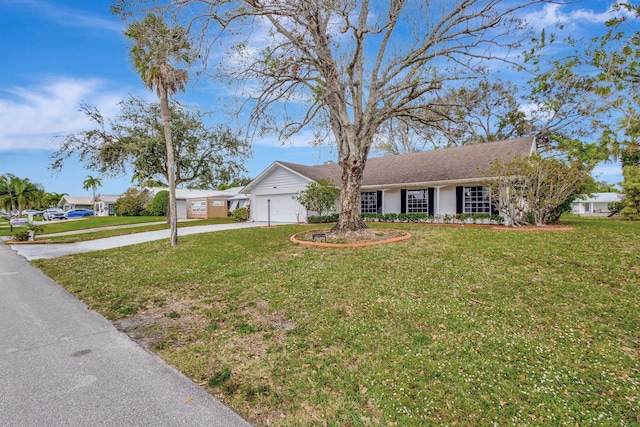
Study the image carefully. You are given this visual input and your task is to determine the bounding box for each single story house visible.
[241,136,536,223]
[58,195,93,211]
[93,194,120,217]
[571,192,624,215]
[143,186,248,219]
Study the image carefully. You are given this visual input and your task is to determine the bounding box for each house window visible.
[464,186,491,214]
[406,189,429,213]
[361,191,379,214]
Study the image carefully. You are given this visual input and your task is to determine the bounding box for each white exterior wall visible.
[438,186,458,216]
[248,167,310,222]
[382,189,400,214]
[176,200,188,219]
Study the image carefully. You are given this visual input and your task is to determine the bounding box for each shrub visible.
[232,207,249,221]
[13,230,30,241]
[115,188,150,216]
[383,213,398,222]
[148,190,169,216]
[25,222,45,240]
[292,179,340,217]
[307,213,339,223]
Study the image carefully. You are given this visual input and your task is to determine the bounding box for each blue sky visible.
[0,0,628,197]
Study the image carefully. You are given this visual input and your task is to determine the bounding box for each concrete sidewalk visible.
[0,242,252,426]
[9,221,269,260]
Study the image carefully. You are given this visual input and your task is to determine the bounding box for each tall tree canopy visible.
[114,0,552,233]
[52,97,250,193]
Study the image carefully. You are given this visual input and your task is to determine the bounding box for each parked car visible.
[66,208,94,218]
[43,208,68,221]
[0,210,9,220]
[22,209,43,216]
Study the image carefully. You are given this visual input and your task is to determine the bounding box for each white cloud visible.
[522,2,632,31]
[0,77,126,152]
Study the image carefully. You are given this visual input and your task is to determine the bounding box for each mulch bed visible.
[290,228,412,248]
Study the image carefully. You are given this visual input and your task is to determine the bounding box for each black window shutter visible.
[377,190,383,214]
[400,189,406,214]
[488,187,497,215]
[456,186,463,214]
[428,188,435,216]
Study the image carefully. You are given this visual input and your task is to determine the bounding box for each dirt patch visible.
[114,296,210,351]
[291,228,411,247]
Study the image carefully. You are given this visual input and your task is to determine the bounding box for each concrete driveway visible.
[9,221,269,260]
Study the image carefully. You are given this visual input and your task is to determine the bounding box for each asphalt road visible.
[0,228,259,426]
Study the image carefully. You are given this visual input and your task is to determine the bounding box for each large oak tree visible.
[115,0,552,233]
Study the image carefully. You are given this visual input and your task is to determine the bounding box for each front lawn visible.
[0,216,238,241]
[34,216,640,426]
[0,216,165,237]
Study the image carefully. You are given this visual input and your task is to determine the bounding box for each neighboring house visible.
[241,136,537,223]
[143,187,248,219]
[94,194,120,217]
[58,196,93,211]
[571,192,624,215]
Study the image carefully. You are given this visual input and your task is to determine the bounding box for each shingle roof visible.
[60,196,93,205]
[279,136,536,187]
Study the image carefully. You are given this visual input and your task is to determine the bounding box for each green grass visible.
[0,216,165,237]
[1,216,238,241]
[34,216,640,426]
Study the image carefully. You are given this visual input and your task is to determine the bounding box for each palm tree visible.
[82,175,102,201]
[41,192,67,209]
[0,174,44,215]
[125,13,191,247]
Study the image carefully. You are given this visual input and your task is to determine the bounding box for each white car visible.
[43,208,68,221]
[22,209,43,216]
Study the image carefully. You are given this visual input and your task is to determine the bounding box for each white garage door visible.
[255,194,302,223]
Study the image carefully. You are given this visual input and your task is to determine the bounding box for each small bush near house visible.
[12,230,30,241]
[307,213,339,223]
[114,188,150,216]
[232,207,248,221]
[148,190,169,216]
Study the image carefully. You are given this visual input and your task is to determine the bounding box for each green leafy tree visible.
[529,3,639,216]
[620,165,640,220]
[293,179,340,219]
[53,98,250,190]
[125,13,191,246]
[114,188,150,216]
[82,175,102,200]
[148,190,169,216]
[217,177,252,191]
[114,1,552,235]
[0,174,43,215]
[41,192,67,209]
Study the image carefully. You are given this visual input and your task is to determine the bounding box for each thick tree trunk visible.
[159,88,178,247]
[332,157,368,233]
